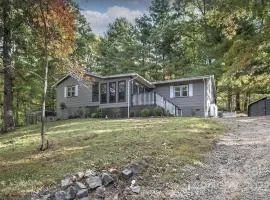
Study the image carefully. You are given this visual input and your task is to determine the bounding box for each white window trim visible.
[174,85,189,97]
[66,85,77,97]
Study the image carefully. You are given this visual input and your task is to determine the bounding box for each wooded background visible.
[1,0,270,130]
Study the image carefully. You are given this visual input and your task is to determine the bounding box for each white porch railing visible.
[132,92,155,106]
[132,92,179,116]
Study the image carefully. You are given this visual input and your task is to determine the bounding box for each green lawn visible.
[0,117,224,199]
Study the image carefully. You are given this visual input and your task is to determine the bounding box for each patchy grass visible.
[0,117,224,199]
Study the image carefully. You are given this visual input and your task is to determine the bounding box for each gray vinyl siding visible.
[56,76,132,118]
[154,80,206,116]
[56,76,99,108]
[56,76,99,118]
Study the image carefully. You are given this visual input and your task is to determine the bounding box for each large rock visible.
[42,193,51,200]
[76,189,88,199]
[66,186,77,200]
[61,178,72,189]
[101,173,114,186]
[128,163,141,174]
[122,169,133,179]
[64,174,76,182]
[84,170,96,177]
[29,193,39,200]
[130,185,141,194]
[75,172,85,181]
[75,182,87,190]
[95,186,105,199]
[86,175,102,189]
[130,180,141,194]
[55,190,67,200]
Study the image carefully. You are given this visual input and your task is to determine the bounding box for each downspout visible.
[127,80,130,118]
[203,78,206,117]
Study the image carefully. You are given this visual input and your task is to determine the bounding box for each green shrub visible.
[165,111,172,116]
[60,102,66,110]
[153,107,164,116]
[130,111,136,117]
[77,107,85,118]
[91,113,99,118]
[96,108,103,118]
[140,108,151,117]
[111,108,121,118]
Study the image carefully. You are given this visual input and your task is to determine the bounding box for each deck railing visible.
[132,92,179,116]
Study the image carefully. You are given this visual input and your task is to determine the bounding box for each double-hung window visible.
[133,82,139,95]
[109,82,116,103]
[67,86,76,97]
[92,83,99,102]
[100,83,107,104]
[174,85,189,97]
[118,81,126,102]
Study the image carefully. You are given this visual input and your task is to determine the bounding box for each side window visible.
[174,85,189,97]
[139,85,144,94]
[109,82,116,103]
[67,86,76,97]
[174,86,181,97]
[92,83,99,102]
[133,82,138,95]
[100,83,107,104]
[133,82,144,94]
[181,85,188,97]
[118,81,126,102]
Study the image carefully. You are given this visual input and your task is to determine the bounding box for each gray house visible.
[54,72,217,119]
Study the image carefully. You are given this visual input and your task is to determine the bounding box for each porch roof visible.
[152,75,213,85]
[103,73,155,88]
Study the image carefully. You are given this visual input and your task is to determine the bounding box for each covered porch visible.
[132,92,181,116]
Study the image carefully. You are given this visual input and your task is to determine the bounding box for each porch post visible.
[154,92,156,105]
[128,80,130,118]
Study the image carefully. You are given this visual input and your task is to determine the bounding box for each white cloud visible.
[81,6,144,35]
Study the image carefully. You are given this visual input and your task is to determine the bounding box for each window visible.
[109,82,116,103]
[92,83,99,102]
[133,82,138,95]
[174,85,189,97]
[133,82,144,94]
[67,86,76,97]
[118,81,126,102]
[100,83,107,103]
[139,85,144,94]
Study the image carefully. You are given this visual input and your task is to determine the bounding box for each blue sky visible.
[76,0,150,35]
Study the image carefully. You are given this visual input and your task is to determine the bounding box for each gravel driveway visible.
[175,116,270,200]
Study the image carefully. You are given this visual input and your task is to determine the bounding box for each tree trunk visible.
[243,92,251,112]
[227,88,232,111]
[40,56,49,150]
[235,92,241,112]
[3,0,15,132]
[15,90,19,126]
[40,0,49,151]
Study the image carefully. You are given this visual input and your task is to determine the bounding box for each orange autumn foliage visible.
[33,0,76,57]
